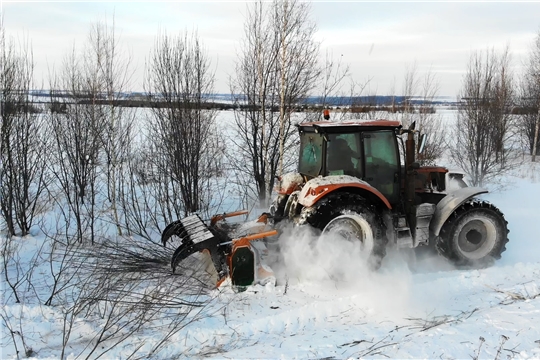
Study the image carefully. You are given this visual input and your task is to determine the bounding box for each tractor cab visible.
[298,120,402,205]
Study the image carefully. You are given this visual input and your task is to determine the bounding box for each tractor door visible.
[362,130,400,205]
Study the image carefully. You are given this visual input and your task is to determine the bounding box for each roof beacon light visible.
[323,109,330,120]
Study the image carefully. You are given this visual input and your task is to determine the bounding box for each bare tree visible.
[402,64,446,166]
[229,1,280,207]
[401,62,420,127]
[44,18,137,244]
[48,44,106,244]
[313,51,350,115]
[230,0,321,206]
[450,47,517,187]
[88,19,136,235]
[116,148,164,240]
[519,28,540,159]
[301,50,369,123]
[0,19,49,236]
[418,71,447,166]
[348,78,393,121]
[274,0,321,175]
[145,30,223,221]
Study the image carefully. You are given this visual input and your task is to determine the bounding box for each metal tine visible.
[180,214,214,243]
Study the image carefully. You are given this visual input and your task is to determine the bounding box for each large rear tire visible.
[302,192,387,270]
[436,199,509,267]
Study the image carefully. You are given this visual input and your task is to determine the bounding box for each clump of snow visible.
[303,174,370,188]
[298,175,372,206]
[279,172,304,192]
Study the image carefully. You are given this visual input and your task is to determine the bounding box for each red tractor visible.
[162,118,509,287]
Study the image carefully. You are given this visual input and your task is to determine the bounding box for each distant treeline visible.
[28,91,455,105]
[12,91,539,115]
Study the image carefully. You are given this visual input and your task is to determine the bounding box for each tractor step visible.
[396,226,413,248]
[414,203,436,246]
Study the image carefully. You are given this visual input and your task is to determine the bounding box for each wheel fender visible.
[429,187,488,236]
[297,175,392,209]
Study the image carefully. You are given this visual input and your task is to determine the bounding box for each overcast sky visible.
[3,1,540,96]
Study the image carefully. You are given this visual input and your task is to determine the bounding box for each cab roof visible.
[298,119,402,134]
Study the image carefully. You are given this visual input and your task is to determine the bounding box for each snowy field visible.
[1,108,540,359]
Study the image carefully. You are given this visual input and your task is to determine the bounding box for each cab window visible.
[298,133,323,177]
[363,130,399,203]
[326,133,362,178]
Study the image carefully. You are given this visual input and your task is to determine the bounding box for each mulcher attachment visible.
[162,214,227,276]
[162,211,277,287]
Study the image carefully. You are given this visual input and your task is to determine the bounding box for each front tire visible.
[436,199,509,267]
[302,193,387,269]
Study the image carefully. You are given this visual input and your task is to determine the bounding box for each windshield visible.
[298,132,323,177]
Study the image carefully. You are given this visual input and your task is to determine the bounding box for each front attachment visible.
[162,211,277,288]
[162,214,215,247]
[162,214,230,282]
[226,230,278,287]
[171,237,228,279]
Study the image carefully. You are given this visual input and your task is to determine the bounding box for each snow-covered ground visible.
[2,109,540,359]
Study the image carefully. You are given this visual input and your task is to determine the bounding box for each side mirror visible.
[418,133,427,154]
[412,162,420,170]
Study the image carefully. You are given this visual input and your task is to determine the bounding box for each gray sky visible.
[2,1,540,96]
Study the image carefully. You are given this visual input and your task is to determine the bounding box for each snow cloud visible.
[275,225,415,318]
